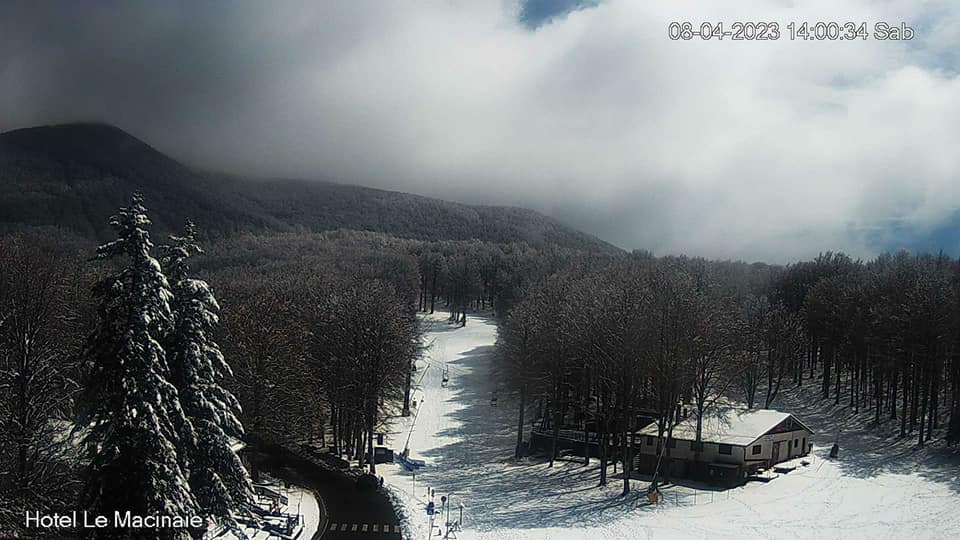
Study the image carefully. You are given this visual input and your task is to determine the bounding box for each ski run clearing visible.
[379,310,960,540]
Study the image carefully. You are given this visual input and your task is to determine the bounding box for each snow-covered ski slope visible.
[382,310,960,540]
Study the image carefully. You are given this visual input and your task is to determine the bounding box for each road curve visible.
[245,437,401,539]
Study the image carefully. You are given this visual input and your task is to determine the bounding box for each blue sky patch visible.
[519,0,602,28]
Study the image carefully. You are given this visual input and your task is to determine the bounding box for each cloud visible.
[1,0,958,262]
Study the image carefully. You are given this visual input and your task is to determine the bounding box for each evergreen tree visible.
[161,222,252,536]
[78,194,197,539]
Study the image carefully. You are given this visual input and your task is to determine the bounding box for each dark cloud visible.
[2,1,959,262]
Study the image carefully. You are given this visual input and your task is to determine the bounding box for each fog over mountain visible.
[2,0,959,261]
[0,123,617,253]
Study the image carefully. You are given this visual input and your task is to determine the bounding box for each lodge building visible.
[529,407,814,487]
[635,409,814,485]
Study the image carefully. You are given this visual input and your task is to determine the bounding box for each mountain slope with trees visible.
[0,123,619,253]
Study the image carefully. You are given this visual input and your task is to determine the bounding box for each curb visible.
[313,487,329,540]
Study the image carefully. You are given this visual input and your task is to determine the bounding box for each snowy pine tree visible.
[162,222,252,535]
[78,194,197,539]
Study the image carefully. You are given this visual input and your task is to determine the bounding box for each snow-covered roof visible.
[228,436,246,452]
[638,408,813,447]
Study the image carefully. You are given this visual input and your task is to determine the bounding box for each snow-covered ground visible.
[283,487,320,540]
[213,482,319,540]
[381,309,960,540]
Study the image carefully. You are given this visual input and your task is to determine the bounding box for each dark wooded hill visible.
[0,123,619,253]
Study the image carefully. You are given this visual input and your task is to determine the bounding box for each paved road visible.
[245,438,401,539]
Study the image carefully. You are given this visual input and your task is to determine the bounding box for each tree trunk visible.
[402,360,413,416]
[901,363,909,437]
[822,344,832,399]
[582,369,590,466]
[621,427,630,496]
[598,418,608,486]
[368,412,377,475]
[515,384,526,459]
[889,372,894,416]
[549,401,561,468]
[834,350,841,405]
[332,406,340,456]
[431,264,439,314]
[910,360,919,433]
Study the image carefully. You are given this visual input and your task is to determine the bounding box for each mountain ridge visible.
[0,123,620,253]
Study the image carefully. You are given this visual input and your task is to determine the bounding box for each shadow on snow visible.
[409,338,653,531]
[772,384,960,493]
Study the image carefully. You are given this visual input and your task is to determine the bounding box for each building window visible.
[691,441,704,451]
[646,436,655,446]
[794,439,799,448]
[718,444,733,455]
[752,444,761,455]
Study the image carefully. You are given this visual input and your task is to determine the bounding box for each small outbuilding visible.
[635,408,813,486]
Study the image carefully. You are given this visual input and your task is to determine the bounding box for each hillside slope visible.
[0,123,618,252]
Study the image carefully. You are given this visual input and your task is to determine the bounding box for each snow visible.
[283,487,320,539]
[213,483,319,540]
[637,408,809,447]
[381,309,960,540]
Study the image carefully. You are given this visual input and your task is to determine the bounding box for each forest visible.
[0,193,593,537]
[498,251,960,494]
[3,193,960,536]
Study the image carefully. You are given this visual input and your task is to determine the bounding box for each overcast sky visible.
[2,0,959,262]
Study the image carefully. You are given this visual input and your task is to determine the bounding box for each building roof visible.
[637,408,813,447]
[228,436,246,453]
